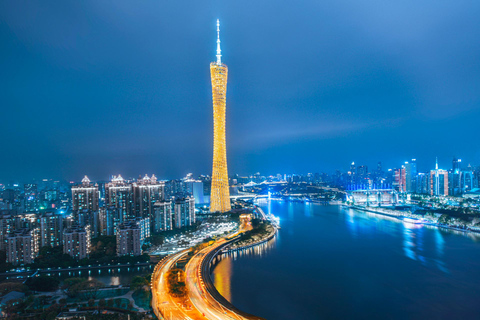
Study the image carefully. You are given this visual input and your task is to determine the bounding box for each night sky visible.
[1,1,480,182]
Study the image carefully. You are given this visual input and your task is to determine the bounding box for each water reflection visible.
[213,258,232,302]
[213,236,277,302]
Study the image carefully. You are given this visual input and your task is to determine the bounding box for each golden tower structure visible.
[210,19,231,213]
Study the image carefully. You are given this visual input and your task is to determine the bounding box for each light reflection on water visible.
[213,236,277,303]
[212,201,480,320]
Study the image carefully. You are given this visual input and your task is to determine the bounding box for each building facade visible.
[152,200,172,232]
[63,226,90,260]
[71,176,99,213]
[174,196,195,229]
[116,220,141,256]
[7,229,35,265]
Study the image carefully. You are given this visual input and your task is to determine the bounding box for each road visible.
[152,249,205,320]
[184,238,264,320]
[152,222,263,320]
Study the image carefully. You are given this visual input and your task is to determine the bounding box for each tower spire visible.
[216,19,222,65]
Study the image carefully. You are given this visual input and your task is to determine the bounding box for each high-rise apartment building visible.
[7,228,35,266]
[105,175,133,223]
[99,206,116,236]
[0,214,15,251]
[38,212,63,247]
[174,196,195,229]
[210,20,231,213]
[132,174,164,218]
[152,200,172,232]
[63,225,90,260]
[116,220,141,256]
[72,176,99,213]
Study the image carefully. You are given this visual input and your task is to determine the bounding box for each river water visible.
[212,202,480,319]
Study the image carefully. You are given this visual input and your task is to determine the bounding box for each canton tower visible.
[210,19,231,213]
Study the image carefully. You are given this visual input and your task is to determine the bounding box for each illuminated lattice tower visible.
[210,19,231,213]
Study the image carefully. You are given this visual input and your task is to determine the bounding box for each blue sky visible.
[1,1,479,181]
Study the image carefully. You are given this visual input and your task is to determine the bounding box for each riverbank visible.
[345,204,480,234]
[226,222,277,253]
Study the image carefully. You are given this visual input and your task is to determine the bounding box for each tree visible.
[26,276,60,292]
[99,298,106,308]
[0,282,28,295]
[115,298,122,307]
[88,299,95,307]
[77,279,105,300]
[127,301,133,310]
[130,276,148,292]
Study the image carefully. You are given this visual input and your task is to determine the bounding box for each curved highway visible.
[152,226,271,319]
[185,238,266,320]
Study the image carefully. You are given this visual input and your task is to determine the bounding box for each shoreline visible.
[344,204,480,235]
[196,224,278,319]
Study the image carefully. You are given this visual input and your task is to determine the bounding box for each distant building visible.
[152,200,172,232]
[116,220,141,256]
[416,173,429,194]
[430,160,449,196]
[404,159,417,193]
[394,167,406,193]
[71,176,99,213]
[184,179,205,204]
[0,214,15,251]
[174,196,195,229]
[7,228,35,265]
[24,184,38,212]
[63,225,90,260]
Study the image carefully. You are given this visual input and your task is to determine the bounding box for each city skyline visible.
[1,2,480,181]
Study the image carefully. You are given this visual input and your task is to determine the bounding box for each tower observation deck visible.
[210,19,231,213]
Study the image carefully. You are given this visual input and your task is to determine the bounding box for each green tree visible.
[130,276,148,291]
[26,276,60,292]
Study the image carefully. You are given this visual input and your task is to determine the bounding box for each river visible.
[212,201,480,319]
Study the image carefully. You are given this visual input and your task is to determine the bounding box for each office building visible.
[405,159,417,193]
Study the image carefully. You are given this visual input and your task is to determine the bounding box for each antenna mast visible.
[216,19,222,65]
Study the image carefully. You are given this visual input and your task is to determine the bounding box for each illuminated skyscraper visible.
[210,19,231,213]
